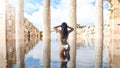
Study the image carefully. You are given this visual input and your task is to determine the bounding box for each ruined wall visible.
[108,1,120,67]
[6,1,42,66]
[109,0,120,34]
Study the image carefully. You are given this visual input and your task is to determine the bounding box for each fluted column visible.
[68,0,76,68]
[95,0,103,68]
[0,0,7,68]
[43,0,51,68]
[15,0,24,68]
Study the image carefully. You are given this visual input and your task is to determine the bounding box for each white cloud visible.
[51,0,69,27]
[80,0,95,2]
[24,5,43,31]
[77,3,95,25]
[25,3,40,10]
[24,0,109,30]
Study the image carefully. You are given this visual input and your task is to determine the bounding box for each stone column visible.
[0,0,7,68]
[95,0,103,68]
[68,0,77,61]
[68,0,76,68]
[15,0,24,68]
[43,0,51,68]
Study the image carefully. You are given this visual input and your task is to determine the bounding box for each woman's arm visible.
[53,25,61,32]
[68,26,74,33]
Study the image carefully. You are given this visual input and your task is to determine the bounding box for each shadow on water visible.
[2,32,120,68]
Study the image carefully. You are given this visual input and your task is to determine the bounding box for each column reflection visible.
[16,38,25,68]
[68,50,76,68]
[109,37,120,68]
[6,40,16,68]
[6,37,40,68]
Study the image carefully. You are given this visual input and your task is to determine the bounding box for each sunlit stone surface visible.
[94,0,104,68]
[109,0,120,34]
[68,0,77,68]
[0,0,7,68]
[43,0,51,68]
[68,0,77,60]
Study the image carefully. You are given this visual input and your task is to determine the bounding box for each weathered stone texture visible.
[109,0,120,34]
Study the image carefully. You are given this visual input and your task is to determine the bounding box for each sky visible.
[9,0,110,31]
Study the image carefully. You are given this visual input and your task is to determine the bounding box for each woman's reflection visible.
[60,46,70,68]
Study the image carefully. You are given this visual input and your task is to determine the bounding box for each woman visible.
[53,22,74,61]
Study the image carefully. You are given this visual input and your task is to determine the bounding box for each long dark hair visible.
[61,22,68,38]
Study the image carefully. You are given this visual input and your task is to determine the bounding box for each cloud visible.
[24,3,40,14]
[24,0,109,30]
[24,5,43,31]
[77,2,95,25]
[51,0,69,27]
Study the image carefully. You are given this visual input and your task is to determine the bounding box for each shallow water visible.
[2,32,120,68]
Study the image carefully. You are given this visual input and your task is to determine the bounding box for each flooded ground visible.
[1,32,120,68]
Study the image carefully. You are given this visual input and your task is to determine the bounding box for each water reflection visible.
[43,32,51,68]
[59,46,70,68]
[2,32,120,68]
[68,50,76,68]
[43,41,51,68]
[6,40,16,68]
[108,37,120,68]
[60,55,69,68]
[109,53,120,68]
[5,36,40,68]
[77,36,95,49]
